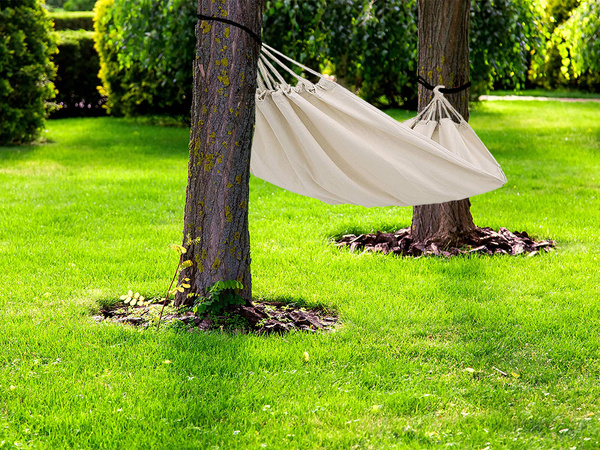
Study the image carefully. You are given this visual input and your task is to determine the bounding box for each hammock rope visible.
[196,14,262,45]
[416,75,471,94]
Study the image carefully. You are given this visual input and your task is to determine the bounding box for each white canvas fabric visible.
[251,44,506,207]
[403,86,507,187]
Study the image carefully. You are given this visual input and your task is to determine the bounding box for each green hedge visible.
[46,0,96,11]
[92,0,553,116]
[51,11,94,30]
[0,0,57,145]
[51,30,105,118]
[93,0,195,117]
[264,0,544,105]
[263,0,419,108]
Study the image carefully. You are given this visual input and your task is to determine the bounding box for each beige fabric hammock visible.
[251,44,506,207]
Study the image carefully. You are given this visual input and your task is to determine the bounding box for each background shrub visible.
[93,0,593,117]
[557,0,600,79]
[470,0,546,96]
[51,11,94,30]
[262,0,418,108]
[51,30,105,118]
[46,0,96,11]
[0,0,57,145]
[265,0,543,106]
[261,0,328,82]
[530,0,600,91]
[93,0,195,117]
[326,0,418,108]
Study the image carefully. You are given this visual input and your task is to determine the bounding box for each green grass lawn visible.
[1,100,599,449]
[488,88,600,99]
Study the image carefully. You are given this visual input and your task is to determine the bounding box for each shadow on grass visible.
[0,143,38,162]
[327,222,411,241]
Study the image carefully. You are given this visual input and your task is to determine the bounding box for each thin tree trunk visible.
[412,0,476,245]
[175,1,263,306]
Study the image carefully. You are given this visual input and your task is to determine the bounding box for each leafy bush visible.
[92,0,559,115]
[93,0,195,117]
[532,0,600,91]
[470,0,546,95]
[46,0,96,11]
[325,0,418,108]
[50,11,94,30]
[557,1,600,78]
[51,30,105,118]
[0,0,57,145]
[529,0,583,90]
[193,281,245,315]
[263,0,418,108]
[262,0,328,81]
[265,0,544,105]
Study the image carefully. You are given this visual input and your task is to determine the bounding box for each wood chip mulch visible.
[335,227,555,257]
[94,301,338,335]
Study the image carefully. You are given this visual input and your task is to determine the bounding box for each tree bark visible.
[412,0,476,245]
[175,1,263,306]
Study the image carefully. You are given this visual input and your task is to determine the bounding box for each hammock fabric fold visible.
[251,44,506,207]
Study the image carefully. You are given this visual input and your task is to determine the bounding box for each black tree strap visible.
[417,75,471,94]
[197,14,262,45]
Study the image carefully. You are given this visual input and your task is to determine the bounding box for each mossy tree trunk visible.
[175,0,263,306]
[411,0,476,245]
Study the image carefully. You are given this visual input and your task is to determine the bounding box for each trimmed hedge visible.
[51,30,105,118]
[46,0,96,11]
[0,0,57,145]
[50,11,94,31]
[93,0,195,117]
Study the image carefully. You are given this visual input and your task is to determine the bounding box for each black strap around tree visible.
[417,75,471,94]
[197,14,262,45]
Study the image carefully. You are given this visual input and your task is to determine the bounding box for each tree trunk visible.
[175,1,263,306]
[412,0,476,245]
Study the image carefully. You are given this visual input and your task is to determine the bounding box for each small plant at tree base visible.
[193,280,245,316]
[156,244,193,329]
[120,290,147,307]
[209,311,250,332]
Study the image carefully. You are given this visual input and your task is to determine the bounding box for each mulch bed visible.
[335,226,555,257]
[94,301,338,334]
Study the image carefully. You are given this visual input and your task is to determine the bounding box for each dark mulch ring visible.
[94,301,338,335]
[335,226,556,258]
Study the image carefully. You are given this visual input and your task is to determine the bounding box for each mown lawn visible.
[489,88,600,99]
[1,100,599,449]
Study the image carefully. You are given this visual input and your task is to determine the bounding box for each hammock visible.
[251,44,506,207]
